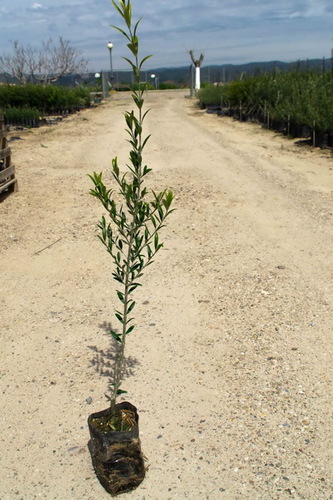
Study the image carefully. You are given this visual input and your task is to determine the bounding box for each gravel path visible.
[1,90,332,499]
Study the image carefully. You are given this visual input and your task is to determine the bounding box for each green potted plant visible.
[87,0,174,496]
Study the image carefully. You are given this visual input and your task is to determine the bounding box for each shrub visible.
[0,84,91,122]
[3,107,40,126]
[197,85,224,107]
[198,70,333,135]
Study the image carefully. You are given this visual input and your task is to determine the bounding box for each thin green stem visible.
[110,32,145,410]
[111,228,134,414]
[90,0,174,418]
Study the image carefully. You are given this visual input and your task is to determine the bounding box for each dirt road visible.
[1,90,332,499]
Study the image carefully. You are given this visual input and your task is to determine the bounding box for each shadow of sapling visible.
[89,321,140,402]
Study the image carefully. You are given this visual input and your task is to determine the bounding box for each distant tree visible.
[0,41,33,84]
[189,50,204,68]
[189,50,204,90]
[0,37,88,84]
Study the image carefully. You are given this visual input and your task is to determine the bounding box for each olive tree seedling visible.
[89,0,174,424]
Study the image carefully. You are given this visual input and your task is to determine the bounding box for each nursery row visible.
[197,71,333,147]
[0,84,92,126]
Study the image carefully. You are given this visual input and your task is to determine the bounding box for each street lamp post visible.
[150,74,155,89]
[107,41,114,86]
[150,74,159,89]
[94,72,101,90]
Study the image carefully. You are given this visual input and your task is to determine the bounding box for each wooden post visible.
[0,111,18,194]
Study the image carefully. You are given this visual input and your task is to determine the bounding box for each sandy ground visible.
[1,89,333,500]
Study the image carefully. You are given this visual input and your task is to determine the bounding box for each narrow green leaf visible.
[113,274,124,284]
[154,232,159,249]
[142,109,150,121]
[163,190,174,210]
[126,325,135,335]
[122,57,140,80]
[111,1,124,18]
[128,283,142,294]
[116,389,127,395]
[132,94,144,109]
[124,2,132,28]
[133,18,142,38]
[127,301,136,314]
[139,55,153,70]
[110,330,122,342]
[127,39,138,56]
[115,312,124,324]
[112,157,119,177]
[157,205,164,220]
[142,135,151,150]
[111,25,131,42]
[151,215,157,229]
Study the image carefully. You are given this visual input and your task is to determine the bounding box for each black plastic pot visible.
[88,402,145,496]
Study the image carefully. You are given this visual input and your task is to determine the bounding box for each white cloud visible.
[0,0,332,70]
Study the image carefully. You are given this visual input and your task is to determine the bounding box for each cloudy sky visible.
[0,0,332,71]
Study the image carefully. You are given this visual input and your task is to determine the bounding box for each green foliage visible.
[131,82,154,91]
[197,85,224,107]
[89,0,174,414]
[197,70,333,134]
[159,82,180,90]
[0,84,91,119]
[3,106,40,126]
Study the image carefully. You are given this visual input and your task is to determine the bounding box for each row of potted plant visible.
[198,70,333,137]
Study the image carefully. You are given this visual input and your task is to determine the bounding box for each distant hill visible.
[147,58,331,85]
[96,58,332,87]
[1,58,331,87]
[0,73,19,84]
